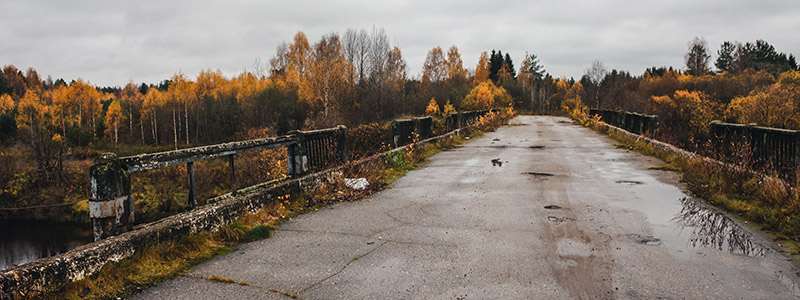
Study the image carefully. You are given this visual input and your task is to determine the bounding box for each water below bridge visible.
[0,221,91,270]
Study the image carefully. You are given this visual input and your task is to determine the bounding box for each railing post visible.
[336,125,348,163]
[391,120,399,148]
[89,153,134,241]
[187,161,196,209]
[228,154,237,196]
[289,131,308,177]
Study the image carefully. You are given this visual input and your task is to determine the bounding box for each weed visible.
[207,274,237,284]
[270,288,299,298]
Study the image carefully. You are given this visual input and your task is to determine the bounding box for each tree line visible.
[581,37,800,150]
[2,28,572,190]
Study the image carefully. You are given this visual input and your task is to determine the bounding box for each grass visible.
[47,111,514,299]
[577,113,800,255]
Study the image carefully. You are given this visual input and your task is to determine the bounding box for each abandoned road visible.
[136,116,800,299]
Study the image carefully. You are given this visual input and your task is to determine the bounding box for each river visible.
[0,221,92,270]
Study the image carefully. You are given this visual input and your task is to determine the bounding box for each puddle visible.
[544,205,562,210]
[491,159,503,167]
[597,151,768,258]
[673,197,767,257]
[526,172,554,177]
[547,216,576,224]
[492,138,500,141]
[615,180,643,185]
[629,234,662,246]
[529,145,545,149]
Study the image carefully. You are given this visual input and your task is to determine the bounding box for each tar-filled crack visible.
[180,274,301,299]
[300,241,389,293]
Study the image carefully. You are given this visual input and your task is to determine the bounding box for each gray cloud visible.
[1,0,798,86]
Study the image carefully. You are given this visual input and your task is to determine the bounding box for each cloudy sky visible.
[2,0,799,87]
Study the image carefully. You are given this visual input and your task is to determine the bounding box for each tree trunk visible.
[185,101,189,145]
[172,107,178,150]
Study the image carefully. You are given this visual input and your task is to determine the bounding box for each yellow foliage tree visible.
[0,94,13,114]
[104,100,125,146]
[647,90,722,147]
[425,98,440,116]
[473,51,490,85]
[727,70,800,129]
[462,80,512,110]
[443,100,456,116]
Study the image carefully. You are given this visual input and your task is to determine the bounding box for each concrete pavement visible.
[136,116,800,299]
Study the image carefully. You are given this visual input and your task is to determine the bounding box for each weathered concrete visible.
[137,116,800,299]
[0,125,469,299]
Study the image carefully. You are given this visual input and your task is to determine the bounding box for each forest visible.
[1,30,799,225]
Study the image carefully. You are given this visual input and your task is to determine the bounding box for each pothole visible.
[544,205,562,210]
[491,158,503,167]
[615,180,643,185]
[492,138,500,141]
[629,234,661,246]
[547,216,575,224]
[527,172,554,177]
[529,145,545,149]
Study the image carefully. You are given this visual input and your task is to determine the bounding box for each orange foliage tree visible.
[462,81,512,110]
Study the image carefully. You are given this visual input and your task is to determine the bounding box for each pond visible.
[0,221,92,270]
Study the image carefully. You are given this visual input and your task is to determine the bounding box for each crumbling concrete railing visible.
[0,120,471,299]
[89,127,347,241]
[445,109,501,132]
[589,109,658,135]
[391,116,434,148]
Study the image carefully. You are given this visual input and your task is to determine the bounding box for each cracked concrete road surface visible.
[135,116,800,299]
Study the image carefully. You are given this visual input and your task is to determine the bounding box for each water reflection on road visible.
[673,197,767,257]
[0,221,92,270]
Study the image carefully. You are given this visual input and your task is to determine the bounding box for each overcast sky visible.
[2,0,799,87]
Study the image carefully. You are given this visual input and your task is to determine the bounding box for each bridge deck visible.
[137,116,799,299]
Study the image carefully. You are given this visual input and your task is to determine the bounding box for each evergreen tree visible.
[715,41,735,73]
[489,50,503,82]
[504,53,516,78]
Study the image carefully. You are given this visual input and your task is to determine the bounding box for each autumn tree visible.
[646,90,722,148]
[685,37,711,76]
[0,94,14,115]
[727,71,800,129]
[420,46,448,110]
[473,51,490,85]
[67,79,102,142]
[16,90,65,182]
[104,100,125,146]
[0,94,14,141]
[446,46,467,82]
[425,98,440,116]
[462,80,512,110]
[142,88,163,145]
[444,45,470,107]
[302,33,354,123]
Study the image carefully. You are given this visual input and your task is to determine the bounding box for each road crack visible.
[299,241,389,294]
[178,274,301,299]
